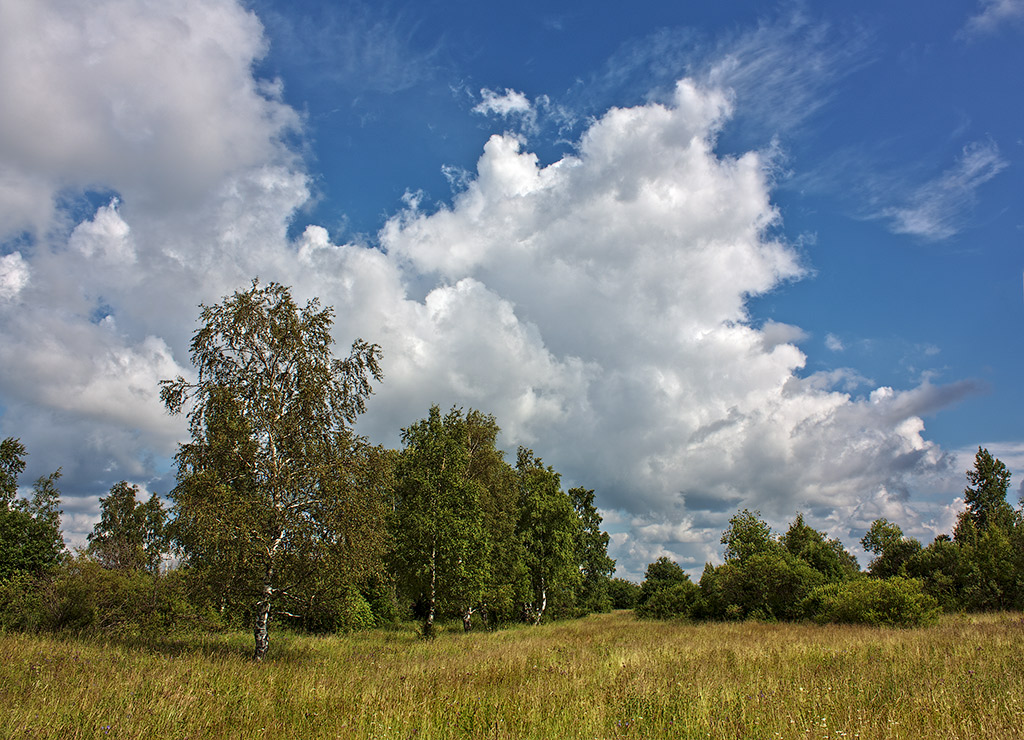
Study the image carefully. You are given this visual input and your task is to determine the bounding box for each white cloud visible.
[0,252,30,301]
[473,88,540,134]
[0,1,989,577]
[961,0,1024,37]
[879,140,1008,240]
[825,333,844,352]
[0,0,300,240]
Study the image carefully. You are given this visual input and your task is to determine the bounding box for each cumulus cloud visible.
[0,0,989,574]
[0,0,300,239]
[0,252,30,301]
[473,88,540,133]
[879,140,1008,240]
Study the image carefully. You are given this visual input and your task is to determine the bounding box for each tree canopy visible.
[161,280,384,660]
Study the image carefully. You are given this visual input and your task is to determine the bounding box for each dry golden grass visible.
[2,610,1023,739]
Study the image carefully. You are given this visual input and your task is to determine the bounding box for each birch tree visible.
[160,280,383,660]
[391,406,486,637]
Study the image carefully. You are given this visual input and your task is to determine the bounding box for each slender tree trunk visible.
[253,576,273,661]
[533,576,547,626]
[254,532,283,661]
[424,546,436,639]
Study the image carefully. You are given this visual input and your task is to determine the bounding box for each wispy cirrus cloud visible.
[877,140,1007,241]
[960,0,1024,38]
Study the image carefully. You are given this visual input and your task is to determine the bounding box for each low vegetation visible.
[2,610,1023,739]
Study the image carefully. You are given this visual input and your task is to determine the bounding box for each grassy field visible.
[2,610,1023,739]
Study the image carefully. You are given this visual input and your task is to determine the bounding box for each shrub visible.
[608,577,641,609]
[802,577,940,627]
[636,580,700,620]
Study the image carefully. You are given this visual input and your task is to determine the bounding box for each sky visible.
[1,0,1021,579]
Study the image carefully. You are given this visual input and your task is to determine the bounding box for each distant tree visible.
[88,481,169,575]
[721,509,776,562]
[161,280,384,660]
[0,437,27,507]
[391,406,486,637]
[569,487,615,614]
[861,519,922,578]
[516,448,580,624]
[0,439,66,582]
[637,556,689,607]
[781,514,859,582]
[608,577,641,609]
[962,447,1014,532]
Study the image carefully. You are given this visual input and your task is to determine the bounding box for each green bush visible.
[608,577,641,609]
[802,577,940,627]
[636,580,700,620]
[0,557,197,636]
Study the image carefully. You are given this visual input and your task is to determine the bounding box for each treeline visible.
[0,281,614,659]
[2,280,1021,658]
[628,447,1022,627]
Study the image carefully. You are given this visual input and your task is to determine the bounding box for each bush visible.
[608,577,641,609]
[636,580,700,620]
[802,577,940,627]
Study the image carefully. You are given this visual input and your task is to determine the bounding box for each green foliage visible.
[860,519,922,578]
[963,446,1014,531]
[88,481,169,574]
[515,448,581,624]
[569,486,615,614]
[781,514,859,581]
[721,509,775,562]
[637,556,689,607]
[802,577,940,627]
[636,579,699,620]
[0,437,27,507]
[0,555,196,636]
[712,551,823,621]
[161,280,385,659]
[391,405,487,636]
[607,577,641,609]
[0,448,66,582]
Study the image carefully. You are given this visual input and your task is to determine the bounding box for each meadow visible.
[2,610,1022,739]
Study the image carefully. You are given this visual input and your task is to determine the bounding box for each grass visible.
[2,610,1023,739]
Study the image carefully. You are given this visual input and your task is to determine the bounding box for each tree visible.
[781,514,859,582]
[515,448,580,624]
[569,487,615,613]
[637,556,690,607]
[608,577,641,609]
[390,406,487,637]
[0,439,65,582]
[161,280,383,660]
[0,437,27,507]
[721,509,776,563]
[88,481,168,575]
[860,519,921,578]
[963,447,1014,532]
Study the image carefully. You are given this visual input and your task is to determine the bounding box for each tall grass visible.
[2,611,1022,739]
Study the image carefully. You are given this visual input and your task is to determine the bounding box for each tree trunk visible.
[533,577,547,626]
[253,579,272,661]
[423,546,436,639]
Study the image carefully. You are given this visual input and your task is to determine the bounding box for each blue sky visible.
[0,0,1021,577]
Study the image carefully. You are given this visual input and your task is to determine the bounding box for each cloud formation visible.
[878,141,1008,240]
[0,0,981,575]
[962,0,1024,37]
